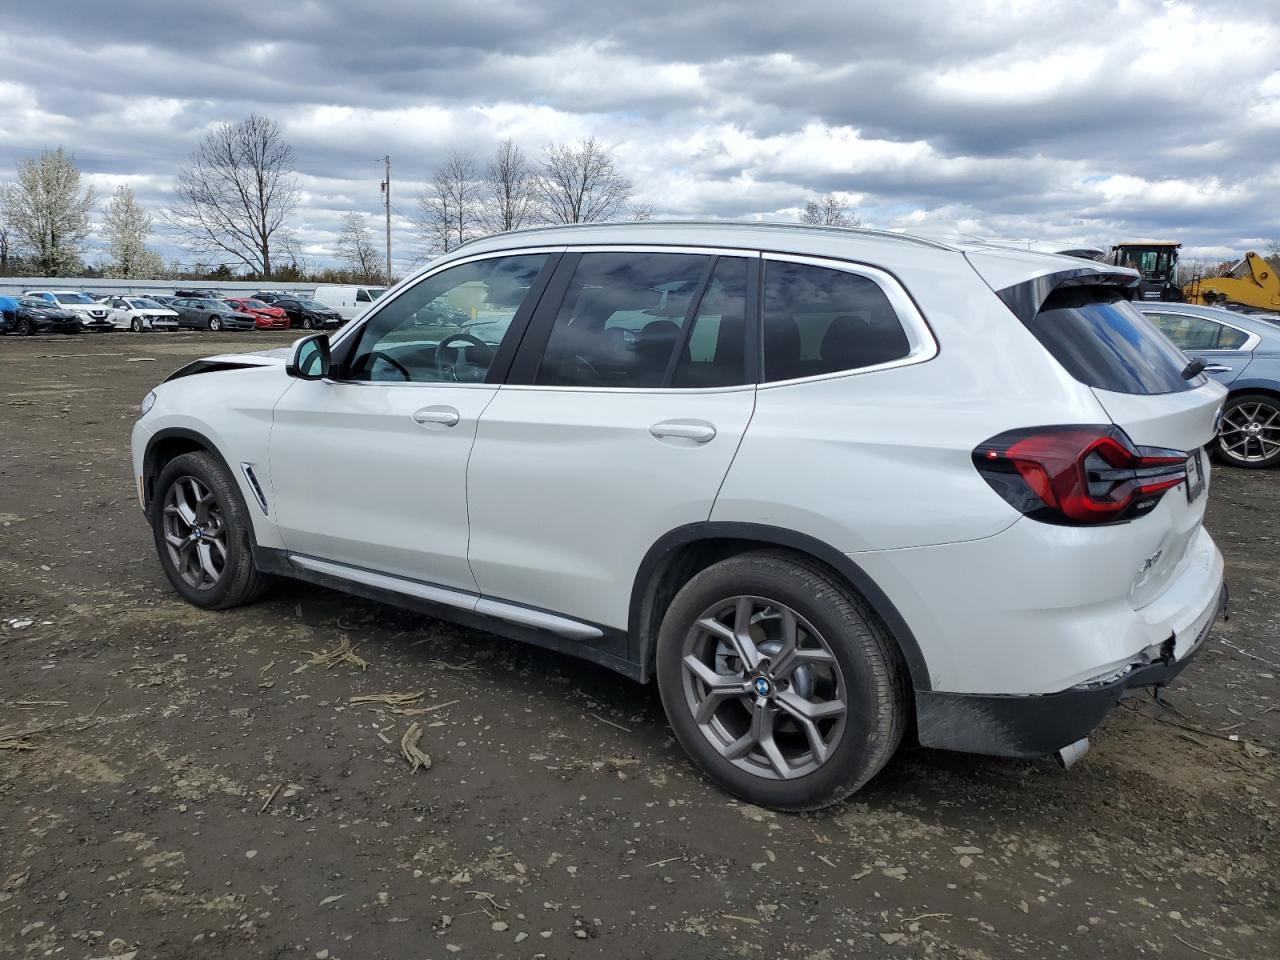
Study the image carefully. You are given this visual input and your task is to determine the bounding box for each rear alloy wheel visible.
[151,452,273,609]
[1215,393,1280,469]
[657,551,908,811]
[208,315,222,331]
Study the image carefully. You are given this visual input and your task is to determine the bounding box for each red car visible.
[224,298,290,330]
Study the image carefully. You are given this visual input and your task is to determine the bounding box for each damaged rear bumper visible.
[914,583,1227,760]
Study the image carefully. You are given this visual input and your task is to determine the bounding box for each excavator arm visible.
[1184,251,1280,310]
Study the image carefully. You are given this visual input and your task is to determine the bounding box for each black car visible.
[3,297,82,335]
[174,288,220,299]
[169,298,258,331]
[273,297,344,330]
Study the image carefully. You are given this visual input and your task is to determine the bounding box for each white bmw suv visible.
[131,222,1227,810]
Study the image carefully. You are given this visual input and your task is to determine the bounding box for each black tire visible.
[150,451,274,610]
[301,316,313,330]
[208,315,221,331]
[1212,392,1280,469]
[15,316,32,336]
[131,317,143,332]
[656,551,908,811]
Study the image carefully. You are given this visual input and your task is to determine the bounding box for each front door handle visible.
[412,405,460,427]
[1202,364,1232,373]
[650,419,716,443]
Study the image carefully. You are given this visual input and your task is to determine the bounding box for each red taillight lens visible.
[973,426,1187,525]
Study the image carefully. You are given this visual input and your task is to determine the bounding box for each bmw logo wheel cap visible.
[753,676,772,698]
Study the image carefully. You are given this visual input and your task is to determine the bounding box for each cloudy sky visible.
[1,0,1278,273]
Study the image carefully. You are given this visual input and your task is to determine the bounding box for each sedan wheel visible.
[301,317,313,329]
[1217,393,1280,468]
[208,315,222,331]
[15,317,31,336]
[131,317,143,332]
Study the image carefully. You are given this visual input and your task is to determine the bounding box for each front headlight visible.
[139,391,157,417]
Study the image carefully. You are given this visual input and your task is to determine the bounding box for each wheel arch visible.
[1224,381,1280,403]
[628,522,931,691]
[142,427,238,518]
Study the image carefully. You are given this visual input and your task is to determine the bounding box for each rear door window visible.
[1026,288,1199,394]
[1145,312,1249,351]
[761,260,911,382]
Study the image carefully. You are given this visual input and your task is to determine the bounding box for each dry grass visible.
[350,691,424,707]
[400,721,432,772]
[295,635,368,673]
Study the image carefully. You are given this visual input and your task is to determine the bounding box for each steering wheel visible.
[435,333,494,381]
[366,350,413,381]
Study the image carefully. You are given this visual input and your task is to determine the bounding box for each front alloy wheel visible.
[208,315,222,331]
[161,476,228,590]
[131,317,143,332]
[1217,393,1280,468]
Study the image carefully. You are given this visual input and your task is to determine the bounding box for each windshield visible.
[128,298,162,309]
[20,297,52,308]
[297,299,326,310]
[1117,248,1176,279]
[53,292,95,304]
[240,299,268,309]
[368,288,387,300]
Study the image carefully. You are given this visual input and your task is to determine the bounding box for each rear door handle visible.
[650,419,716,443]
[412,405,460,427]
[1202,364,1232,373]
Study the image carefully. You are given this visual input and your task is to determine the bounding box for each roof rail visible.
[453,219,957,252]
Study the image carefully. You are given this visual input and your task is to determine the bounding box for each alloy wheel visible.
[1219,400,1280,464]
[209,316,221,331]
[16,317,31,335]
[681,596,847,780]
[161,476,228,590]
[131,318,142,332]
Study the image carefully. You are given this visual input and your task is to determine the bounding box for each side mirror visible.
[286,334,331,380]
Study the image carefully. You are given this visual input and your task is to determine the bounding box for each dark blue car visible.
[1138,302,1280,468]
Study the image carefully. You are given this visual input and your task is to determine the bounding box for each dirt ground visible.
[1,331,1277,960]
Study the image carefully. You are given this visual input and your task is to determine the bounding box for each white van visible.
[311,284,387,320]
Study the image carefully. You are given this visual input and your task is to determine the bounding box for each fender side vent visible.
[240,463,269,514]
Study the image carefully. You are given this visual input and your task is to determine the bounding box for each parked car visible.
[3,297,82,335]
[24,289,113,331]
[272,297,343,329]
[1137,302,1280,468]
[149,296,179,306]
[174,288,220,300]
[312,284,388,320]
[0,294,17,329]
[251,291,308,305]
[101,296,181,332]
[223,297,291,330]
[169,298,258,332]
[132,221,1227,810]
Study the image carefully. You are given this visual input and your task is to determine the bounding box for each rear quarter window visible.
[1024,287,1199,395]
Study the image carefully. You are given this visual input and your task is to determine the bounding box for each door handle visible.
[412,405,460,427]
[1202,364,1232,373]
[650,419,716,443]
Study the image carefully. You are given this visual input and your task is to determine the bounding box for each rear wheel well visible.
[1226,386,1280,406]
[632,533,923,695]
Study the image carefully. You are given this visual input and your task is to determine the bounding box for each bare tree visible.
[417,151,481,254]
[1266,239,1280,273]
[799,193,860,227]
[1,147,95,275]
[335,211,381,281]
[0,224,11,273]
[102,184,163,278]
[627,202,655,221]
[534,137,632,224]
[480,139,533,234]
[167,114,300,278]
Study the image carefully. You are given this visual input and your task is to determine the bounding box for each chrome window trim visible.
[1141,310,1261,353]
[756,252,938,389]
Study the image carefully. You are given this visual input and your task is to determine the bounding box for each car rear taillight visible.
[973,425,1187,525]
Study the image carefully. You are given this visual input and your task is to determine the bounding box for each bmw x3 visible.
[132,221,1228,810]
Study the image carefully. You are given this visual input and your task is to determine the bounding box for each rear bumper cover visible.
[915,583,1227,759]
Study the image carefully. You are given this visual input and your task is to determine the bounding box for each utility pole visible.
[380,155,392,285]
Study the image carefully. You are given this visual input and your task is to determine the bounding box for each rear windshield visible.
[1025,287,1198,395]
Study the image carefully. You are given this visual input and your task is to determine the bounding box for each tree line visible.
[0,113,860,283]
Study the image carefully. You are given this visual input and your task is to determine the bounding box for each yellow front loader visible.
[1183,251,1280,311]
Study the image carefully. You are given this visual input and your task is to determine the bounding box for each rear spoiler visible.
[994,268,1141,325]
